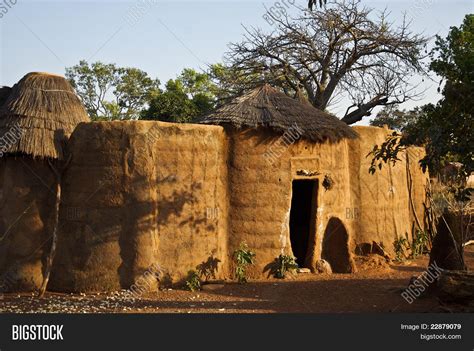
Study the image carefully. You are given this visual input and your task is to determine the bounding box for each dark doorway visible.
[322,217,353,273]
[289,180,318,267]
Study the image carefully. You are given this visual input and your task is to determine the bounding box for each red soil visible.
[1,247,472,314]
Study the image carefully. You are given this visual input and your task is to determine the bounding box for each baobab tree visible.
[222,0,428,124]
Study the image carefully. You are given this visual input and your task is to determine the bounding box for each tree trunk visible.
[38,157,70,298]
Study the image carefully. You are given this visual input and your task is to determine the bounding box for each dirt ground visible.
[1,247,473,314]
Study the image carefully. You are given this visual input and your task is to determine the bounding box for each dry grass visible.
[430,178,473,216]
[0,72,90,160]
[198,84,358,143]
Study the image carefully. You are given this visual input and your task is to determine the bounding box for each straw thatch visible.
[0,72,89,160]
[198,84,357,142]
[0,86,11,106]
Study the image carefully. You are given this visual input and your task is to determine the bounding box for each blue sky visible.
[0,0,472,123]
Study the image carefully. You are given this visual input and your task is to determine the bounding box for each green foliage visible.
[370,105,421,131]
[367,132,405,174]
[430,14,473,90]
[393,231,430,262]
[233,242,256,283]
[66,60,160,120]
[185,256,221,291]
[141,69,217,123]
[185,270,201,292]
[411,230,429,259]
[394,236,408,262]
[142,80,195,123]
[208,63,261,102]
[369,15,473,176]
[114,67,161,119]
[273,255,299,279]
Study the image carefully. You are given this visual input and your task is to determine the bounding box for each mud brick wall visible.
[0,158,56,292]
[50,122,229,292]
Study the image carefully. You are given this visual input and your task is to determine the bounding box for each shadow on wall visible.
[196,255,221,282]
[156,180,215,233]
[52,173,217,291]
[118,178,215,287]
[321,217,355,273]
[0,158,56,292]
[156,182,201,226]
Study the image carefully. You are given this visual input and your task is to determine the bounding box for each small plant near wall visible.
[394,236,409,262]
[394,230,430,262]
[322,174,334,190]
[273,255,299,279]
[233,242,256,283]
[185,270,201,292]
[410,230,429,259]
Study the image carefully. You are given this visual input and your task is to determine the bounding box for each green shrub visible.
[233,242,256,283]
[394,236,408,262]
[273,255,299,279]
[185,270,201,291]
[394,231,429,261]
[411,230,429,258]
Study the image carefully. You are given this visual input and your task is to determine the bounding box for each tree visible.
[66,60,160,120]
[425,14,473,174]
[209,63,262,104]
[114,67,161,120]
[370,106,421,131]
[222,0,428,124]
[142,80,196,123]
[369,14,473,176]
[141,69,217,123]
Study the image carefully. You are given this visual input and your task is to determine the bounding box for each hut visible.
[198,85,427,275]
[0,72,89,292]
[49,85,427,293]
[0,80,428,293]
[199,85,361,274]
[49,121,230,292]
[198,84,358,142]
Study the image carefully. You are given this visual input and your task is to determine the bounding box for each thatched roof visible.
[198,84,357,142]
[0,86,11,107]
[0,72,90,160]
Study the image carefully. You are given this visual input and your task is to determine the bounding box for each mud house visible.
[0,74,428,293]
[198,85,427,275]
[0,72,90,292]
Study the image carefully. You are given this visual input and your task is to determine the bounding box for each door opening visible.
[289,180,318,267]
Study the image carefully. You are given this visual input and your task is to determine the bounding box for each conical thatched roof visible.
[0,72,90,160]
[198,84,357,142]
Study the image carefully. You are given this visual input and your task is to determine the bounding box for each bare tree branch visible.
[221,0,429,124]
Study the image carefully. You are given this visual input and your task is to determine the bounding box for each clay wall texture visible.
[50,122,229,292]
[0,158,55,292]
[1,122,428,292]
